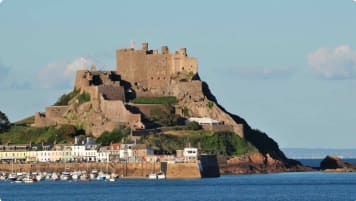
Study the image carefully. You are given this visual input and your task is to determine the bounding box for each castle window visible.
[151,77,153,80]
[157,77,160,80]
[182,67,185,70]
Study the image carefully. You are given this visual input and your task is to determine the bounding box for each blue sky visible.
[0,0,356,148]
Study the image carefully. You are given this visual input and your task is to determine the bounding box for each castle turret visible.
[178,48,187,56]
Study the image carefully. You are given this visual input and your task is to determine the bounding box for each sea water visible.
[299,158,356,167]
[1,172,356,201]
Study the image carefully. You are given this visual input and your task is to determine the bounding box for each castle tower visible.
[116,42,198,97]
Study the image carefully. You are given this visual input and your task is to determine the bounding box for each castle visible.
[32,43,244,137]
[117,43,198,97]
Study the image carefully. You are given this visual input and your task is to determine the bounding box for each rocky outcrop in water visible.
[320,155,356,172]
[219,152,312,174]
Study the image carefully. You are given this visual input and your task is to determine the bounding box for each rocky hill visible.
[22,42,306,173]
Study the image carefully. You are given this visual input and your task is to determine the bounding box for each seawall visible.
[162,162,201,179]
[0,155,220,179]
[0,162,203,179]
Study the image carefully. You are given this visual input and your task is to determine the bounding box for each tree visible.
[0,110,10,133]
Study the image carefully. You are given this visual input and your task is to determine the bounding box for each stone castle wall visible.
[116,43,198,97]
[32,106,69,127]
[99,96,143,130]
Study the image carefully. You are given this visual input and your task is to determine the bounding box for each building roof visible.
[188,117,221,125]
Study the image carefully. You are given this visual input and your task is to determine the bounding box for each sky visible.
[0,0,355,149]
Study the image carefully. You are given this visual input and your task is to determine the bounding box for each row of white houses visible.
[0,143,154,163]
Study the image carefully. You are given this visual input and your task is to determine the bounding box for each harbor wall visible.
[163,162,201,179]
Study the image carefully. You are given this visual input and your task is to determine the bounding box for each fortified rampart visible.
[32,106,69,127]
[32,69,144,136]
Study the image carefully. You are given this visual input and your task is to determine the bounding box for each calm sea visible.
[1,172,356,201]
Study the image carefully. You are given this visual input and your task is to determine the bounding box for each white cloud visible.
[38,57,96,89]
[307,45,356,79]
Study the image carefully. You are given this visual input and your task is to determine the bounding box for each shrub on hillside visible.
[186,121,201,130]
[54,89,80,106]
[0,124,80,144]
[78,92,91,105]
[96,126,131,146]
[131,96,177,104]
[149,105,181,127]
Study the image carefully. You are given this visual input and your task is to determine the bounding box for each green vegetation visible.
[78,92,91,105]
[182,107,190,117]
[149,105,181,127]
[0,125,79,144]
[54,89,80,106]
[207,101,214,109]
[186,121,201,130]
[141,133,184,154]
[0,111,10,133]
[141,131,256,156]
[96,126,131,146]
[131,96,177,104]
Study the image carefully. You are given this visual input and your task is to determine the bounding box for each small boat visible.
[60,172,72,181]
[108,178,116,182]
[36,174,44,181]
[157,172,166,180]
[80,173,89,182]
[148,173,157,179]
[96,171,106,180]
[51,172,60,181]
[45,173,52,180]
[15,176,23,183]
[8,173,17,181]
[72,172,81,181]
[23,175,35,183]
[90,170,98,180]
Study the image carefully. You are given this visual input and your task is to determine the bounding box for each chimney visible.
[74,136,79,145]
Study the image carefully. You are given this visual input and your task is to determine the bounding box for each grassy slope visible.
[141,129,257,156]
[0,125,78,144]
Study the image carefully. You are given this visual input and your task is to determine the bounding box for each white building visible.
[37,150,51,162]
[187,117,222,125]
[183,147,198,162]
[96,151,109,162]
[119,144,134,159]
